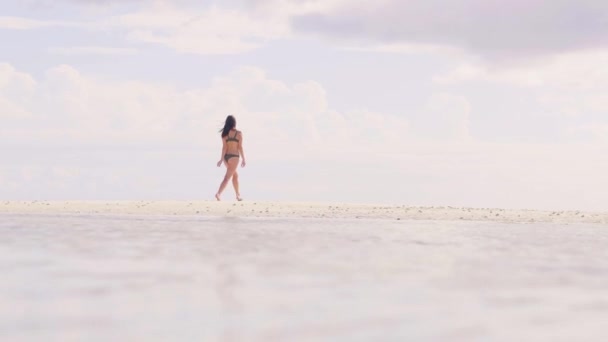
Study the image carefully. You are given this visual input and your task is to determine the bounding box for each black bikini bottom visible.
[224,153,239,162]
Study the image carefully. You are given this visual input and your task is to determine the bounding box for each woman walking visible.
[215,115,246,201]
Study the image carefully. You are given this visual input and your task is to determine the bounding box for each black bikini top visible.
[226,130,239,143]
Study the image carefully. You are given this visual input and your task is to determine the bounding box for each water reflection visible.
[1,215,607,341]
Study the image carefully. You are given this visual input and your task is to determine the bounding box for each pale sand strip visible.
[0,201,607,224]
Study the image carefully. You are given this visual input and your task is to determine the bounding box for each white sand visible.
[1,200,606,224]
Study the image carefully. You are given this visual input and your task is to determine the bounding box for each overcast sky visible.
[1,0,607,210]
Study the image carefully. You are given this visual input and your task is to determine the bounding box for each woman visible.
[215,115,246,201]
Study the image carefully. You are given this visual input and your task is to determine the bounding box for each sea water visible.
[1,214,608,341]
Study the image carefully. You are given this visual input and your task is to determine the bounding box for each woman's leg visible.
[215,158,239,201]
[232,171,242,200]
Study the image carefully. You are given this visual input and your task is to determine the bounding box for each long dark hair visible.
[220,115,236,137]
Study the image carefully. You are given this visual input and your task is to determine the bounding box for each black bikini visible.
[224,130,240,162]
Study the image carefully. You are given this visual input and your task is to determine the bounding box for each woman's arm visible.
[217,137,227,166]
[239,132,246,167]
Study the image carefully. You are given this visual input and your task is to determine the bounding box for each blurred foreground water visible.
[1,214,608,341]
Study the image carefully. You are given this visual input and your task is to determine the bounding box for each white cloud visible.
[0,63,37,90]
[0,16,54,30]
[115,3,291,54]
[0,98,31,119]
[434,64,542,86]
[0,63,411,159]
[0,63,36,119]
[48,46,137,55]
[435,50,608,88]
[435,49,608,117]
[0,16,86,30]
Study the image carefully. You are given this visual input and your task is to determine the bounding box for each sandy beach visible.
[1,200,607,224]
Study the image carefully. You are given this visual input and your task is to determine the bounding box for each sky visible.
[1,0,607,210]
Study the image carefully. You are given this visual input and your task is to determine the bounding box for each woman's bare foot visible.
[215,193,221,201]
[236,194,243,201]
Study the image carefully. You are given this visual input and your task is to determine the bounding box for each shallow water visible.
[1,214,608,341]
